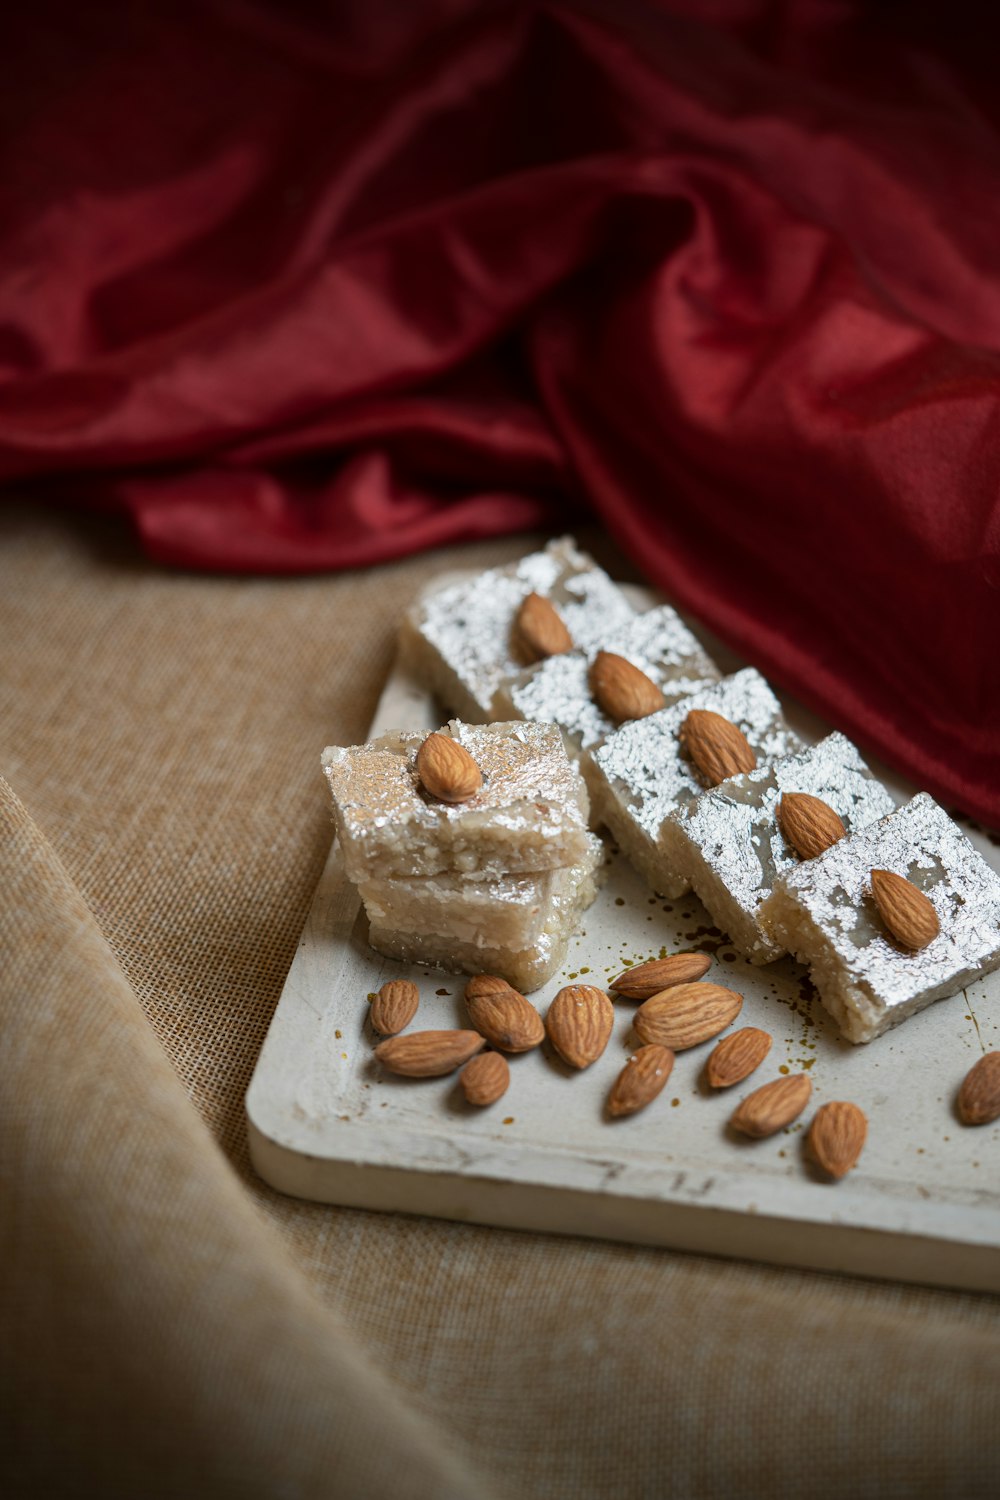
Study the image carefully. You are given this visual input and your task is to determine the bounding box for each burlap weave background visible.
[3,504,999,1498]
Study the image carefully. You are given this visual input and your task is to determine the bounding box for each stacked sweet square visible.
[322,720,603,993]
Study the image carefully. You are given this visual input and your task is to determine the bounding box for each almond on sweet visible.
[416,732,483,804]
[777,793,846,862]
[588,652,666,724]
[680,709,756,786]
[870,869,940,951]
[514,591,573,661]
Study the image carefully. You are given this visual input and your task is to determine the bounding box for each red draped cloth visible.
[2,1,999,822]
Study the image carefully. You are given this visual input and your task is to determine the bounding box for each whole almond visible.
[777,793,846,861]
[956,1051,1000,1126]
[465,974,514,1000]
[870,869,940,951]
[607,1045,675,1117]
[588,652,666,724]
[467,987,544,1053]
[546,984,614,1069]
[370,979,419,1036]
[416,732,482,804]
[730,1074,812,1138]
[809,1100,867,1178]
[610,952,711,999]
[375,1029,485,1077]
[633,982,742,1050]
[680,709,756,786]
[705,1027,772,1088]
[460,1051,510,1106]
[514,591,573,661]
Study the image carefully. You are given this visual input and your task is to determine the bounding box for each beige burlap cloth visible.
[3,506,1000,1499]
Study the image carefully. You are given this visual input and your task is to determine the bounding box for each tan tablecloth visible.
[4,505,999,1498]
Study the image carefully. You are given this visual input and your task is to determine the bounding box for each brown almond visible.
[416,732,482,804]
[465,973,514,1000]
[460,1051,510,1106]
[609,952,711,1000]
[607,1045,675,1117]
[588,652,666,724]
[870,869,940,951]
[374,1029,485,1077]
[809,1100,868,1178]
[546,984,614,1069]
[730,1074,812,1138]
[514,591,573,661]
[777,793,846,862]
[957,1051,1000,1126]
[705,1027,772,1088]
[466,987,544,1053]
[680,709,756,786]
[370,979,419,1036]
[633,982,742,1051]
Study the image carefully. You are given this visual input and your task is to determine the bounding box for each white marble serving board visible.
[247,585,1000,1291]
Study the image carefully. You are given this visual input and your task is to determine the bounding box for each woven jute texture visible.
[3,505,1000,1499]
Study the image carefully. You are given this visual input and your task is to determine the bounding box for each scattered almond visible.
[956,1051,1000,1126]
[374,1029,485,1077]
[465,973,515,1000]
[607,1045,675,1117]
[633,982,742,1050]
[609,952,711,999]
[460,1051,510,1106]
[370,979,419,1036]
[680,709,756,786]
[416,732,482,804]
[514,591,573,661]
[809,1101,867,1178]
[588,652,666,723]
[466,986,544,1053]
[730,1074,812,1138]
[870,869,940,951]
[777,793,846,862]
[546,984,614,1069]
[705,1027,772,1088]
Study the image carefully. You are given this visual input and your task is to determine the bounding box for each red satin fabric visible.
[2,2,999,823]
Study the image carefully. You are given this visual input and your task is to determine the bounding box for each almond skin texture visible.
[416,732,483,804]
[680,709,756,786]
[609,952,711,1000]
[633,982,742,1051]
[809,1101,868,1179]
[460,1051,510,1106]
[370,979,419,1036]
[514,591,573,661]
[730,1074,812,1138]
[870,869,940,951]
[957,1052,1000,1126]
[375,1029,485,1077]
[465,973,515,1000]
[777,793,846,862]
[705,1027,772,1089]
[466,987,544,1053]
[546,984,614,1069]
[588,652,666,724]
[607,1045,675,1118]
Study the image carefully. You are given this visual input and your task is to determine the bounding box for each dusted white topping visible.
[766,793,1000,1014]
[406,536,636,718]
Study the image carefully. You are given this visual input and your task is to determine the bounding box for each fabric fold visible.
[0,776,498,1500]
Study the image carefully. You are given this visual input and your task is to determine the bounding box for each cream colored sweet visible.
[585,669,801,899]
[322,720,591,882]
[661,733,895,964]
[398,535,636,721]
[758,794,1000,1042]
